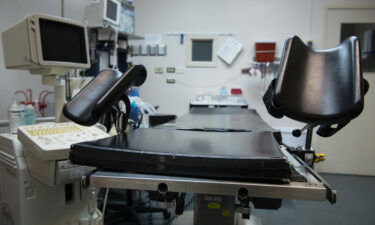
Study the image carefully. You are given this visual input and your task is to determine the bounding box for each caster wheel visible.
[163,210,171,219]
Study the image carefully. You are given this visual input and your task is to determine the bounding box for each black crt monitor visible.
[39,18,88,64]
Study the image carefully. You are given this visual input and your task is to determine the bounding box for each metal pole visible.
[61,0,65,18]
[305,128,313,150]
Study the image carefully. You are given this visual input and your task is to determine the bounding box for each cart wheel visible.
[163,210,171,219]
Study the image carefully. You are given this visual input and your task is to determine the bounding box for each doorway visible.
[315,7,375,176]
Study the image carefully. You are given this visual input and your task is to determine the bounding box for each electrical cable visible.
[65,72,72,101]
[100,111,113,134]
[146,192,153,225]
[139,102,157,114]
[137,112,143,128]
[110,106,121,134]
[65,74,69,101]
[102,188,110,224]
[127,119,137,130]
[120,95,131,132]
[110,95,132,134]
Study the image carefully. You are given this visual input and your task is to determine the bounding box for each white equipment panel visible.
[18,122,109,161]
[190,94,248,108]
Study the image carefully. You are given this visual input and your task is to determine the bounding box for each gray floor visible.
[143,174,375,225]
[253,174,375,225]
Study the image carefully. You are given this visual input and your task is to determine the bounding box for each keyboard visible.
[18,122,109,161]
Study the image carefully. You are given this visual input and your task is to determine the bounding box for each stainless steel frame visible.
[86,149,336,202]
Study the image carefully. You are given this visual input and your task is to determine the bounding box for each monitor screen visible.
[39,18,88,64]
[106,0,118,22]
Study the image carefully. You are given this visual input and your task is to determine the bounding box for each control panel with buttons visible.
[18,122,109,161]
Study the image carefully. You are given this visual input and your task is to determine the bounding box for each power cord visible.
[146,193,153,225]
[110,95,131,134]
[102,188,110,224]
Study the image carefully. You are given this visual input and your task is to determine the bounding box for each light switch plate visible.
[166,67,176,73]
[166,78,175,84]
[154,67,163,74]
[175,67,185,74]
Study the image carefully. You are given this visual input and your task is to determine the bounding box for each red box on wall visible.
[255,42,276,62]
[231,88,243,95]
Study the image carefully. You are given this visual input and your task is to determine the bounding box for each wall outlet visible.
[166,78,175,84]
[166,67,176,73]
[175,67,185,74]
[154,67,163,74]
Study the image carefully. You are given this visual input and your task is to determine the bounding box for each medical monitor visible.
[105,0,119,24]
[1,14,90,74]
[84,0,121,27]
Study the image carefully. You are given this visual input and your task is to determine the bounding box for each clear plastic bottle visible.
[220,86,228,95]
[23,104,36,125]
[9,100,25,134]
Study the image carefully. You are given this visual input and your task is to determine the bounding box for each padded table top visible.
[74,128,284,159]
[70,108,291,180]
[158,108,274,131]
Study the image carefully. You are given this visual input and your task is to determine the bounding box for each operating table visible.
[69,107,336,224]
[61,34,370,224]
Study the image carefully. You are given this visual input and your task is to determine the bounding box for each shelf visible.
[89,27,144,40]
[251,61,280,65]
[123,33,144,40]
[117,31,143,40]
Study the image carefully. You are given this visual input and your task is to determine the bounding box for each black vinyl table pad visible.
[70,128,291,181]
[157,108,275,132]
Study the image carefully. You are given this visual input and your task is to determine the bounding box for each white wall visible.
[130,0,375,124]
[0,0,91,120]
[0,0,374,175]
[130,0,375,175]
[130,0,313,128]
